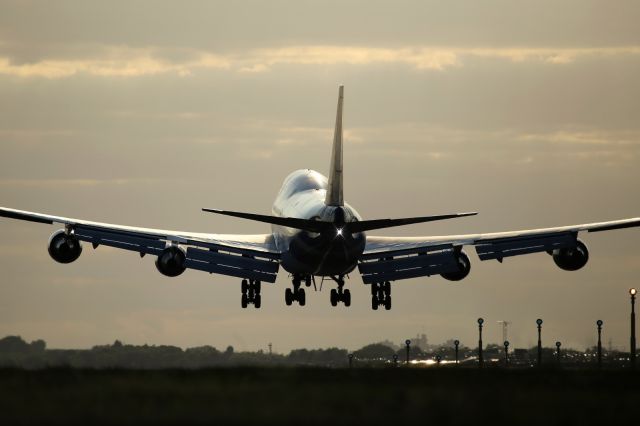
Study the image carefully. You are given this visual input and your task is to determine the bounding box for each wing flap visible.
[184,260,277,282]
[184,246,279,282]
[474,232,577,261]
[75,226,167,254]
[358,245,459,284]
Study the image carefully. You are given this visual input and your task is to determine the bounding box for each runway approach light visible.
[631,288,637,296]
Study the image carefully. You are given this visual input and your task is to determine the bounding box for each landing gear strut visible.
[371,281,391,310]
[329,275,351,307]
[285,275,306,306]
[241,279,262,309]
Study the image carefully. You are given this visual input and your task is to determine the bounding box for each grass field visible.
[1,367,638,425]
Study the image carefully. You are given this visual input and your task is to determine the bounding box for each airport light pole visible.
[503,340,509,367]
[477,318,484,368]
[536,319,543,367]
[405,339,411,365]
[454,340,460,365]
[555,341,561,366]
[631,288,637,370]
[393,354,399,367]
[596,320,603,369]
[348,353,354,369]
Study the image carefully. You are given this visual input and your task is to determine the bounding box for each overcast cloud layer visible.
[1,1,639,353]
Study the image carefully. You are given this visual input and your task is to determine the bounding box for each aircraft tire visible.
[384,296,392,311]
[344,289,351,307]
[285,288,293,306]
[330,289,338,306]
[241,293,248,309]
[254,294,261,309]
[371,296,378,310]
[298,288,306,306]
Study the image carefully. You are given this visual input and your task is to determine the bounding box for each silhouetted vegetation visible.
[0,335,633,370]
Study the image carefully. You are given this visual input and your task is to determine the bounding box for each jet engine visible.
[48,229,82,264]
[552,240,589,271]
[155,246,186,277]
[441,250,471,281]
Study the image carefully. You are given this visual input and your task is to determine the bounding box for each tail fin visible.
[325,85,344,206]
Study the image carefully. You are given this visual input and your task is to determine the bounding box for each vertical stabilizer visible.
[325,85,344,206]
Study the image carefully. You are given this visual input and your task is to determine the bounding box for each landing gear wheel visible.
[241,279,249,293]
[285,288,293,306]
[253,281,261,293]
[343,289,351,307]
[370,282,392,310]
[330,289,338,307]
[384,295,392,311]
[305,276,312,287]
[254,294,262,309]
[371,283,379,296]
[241,293,248,309]
[298,288,306,306]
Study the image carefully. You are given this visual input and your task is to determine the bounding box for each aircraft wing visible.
[0,207,281,283]
[359,217,640,284]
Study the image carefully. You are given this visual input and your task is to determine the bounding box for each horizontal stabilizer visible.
[203,208,477,233]
[348,212,477,233]
[202,209,327,233]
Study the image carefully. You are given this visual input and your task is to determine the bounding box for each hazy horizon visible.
[1,1,639,353]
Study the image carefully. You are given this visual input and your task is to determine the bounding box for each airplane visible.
[2,86,639,311]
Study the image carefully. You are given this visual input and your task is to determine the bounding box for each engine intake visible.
[155,246,186,277]
[441,250,471,281]
[552,240,589,271]
[48,230,82,264]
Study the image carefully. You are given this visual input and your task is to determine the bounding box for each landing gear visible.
[285,275,306,306]
[371,281,391,310]
[241,279,262,309]
[329,275,351,307]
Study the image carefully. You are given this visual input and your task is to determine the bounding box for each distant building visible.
[511,349,530,365]
[411,333,428,351]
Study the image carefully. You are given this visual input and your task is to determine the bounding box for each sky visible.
[0,0,639,353]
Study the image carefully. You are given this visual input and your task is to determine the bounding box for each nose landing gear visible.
[329,275,351,307]
[371,281,391,310]
[241,279,262,309]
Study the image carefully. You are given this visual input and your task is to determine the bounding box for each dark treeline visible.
[0,335,630,369]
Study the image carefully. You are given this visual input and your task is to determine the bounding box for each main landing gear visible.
[241,279,261,309]
[329,275,351,307]
[371,281,391,311]
[285,274,307,306]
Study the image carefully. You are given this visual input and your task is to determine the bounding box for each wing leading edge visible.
[360,217,640,284]
[0,206,281,282]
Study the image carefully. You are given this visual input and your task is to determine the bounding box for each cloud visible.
[516,130,640,146]
[0,47,230,78]
[0,178,175,188]
[1,45,639,79]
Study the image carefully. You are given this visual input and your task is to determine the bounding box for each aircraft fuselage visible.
[272,169,365,276]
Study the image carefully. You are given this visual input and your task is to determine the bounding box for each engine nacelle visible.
[48,230,82,264]
[552,240,589,271]
[441,250,471,281]
[155,246,186,277]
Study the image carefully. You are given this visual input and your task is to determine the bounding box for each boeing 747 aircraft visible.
[2,86,639,310]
